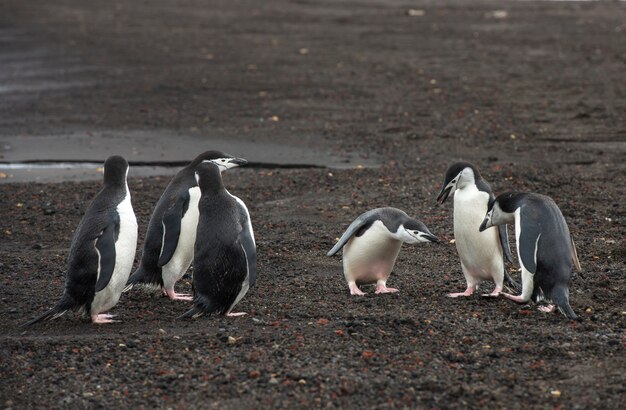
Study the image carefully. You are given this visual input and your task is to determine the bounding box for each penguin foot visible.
[481,287,502,298]
[537,304,555,313]
[502,293,528,304]
[348,283,366,296]
[91,313,118,324]
[447,287,475,298]
[164,288,193,301]
[226,312,247,317]
[375,284,399,294]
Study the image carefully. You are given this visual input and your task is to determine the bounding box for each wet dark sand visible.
[1,1,625,408]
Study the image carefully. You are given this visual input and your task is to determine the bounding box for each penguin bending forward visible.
[125,151,247,301]
[180,161,256,318]
[437,162,519,297]
[24,155,137,325]
[327,207,439,296]
[479,192,582,320]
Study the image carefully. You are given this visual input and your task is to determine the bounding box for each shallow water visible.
[0,130,381,183]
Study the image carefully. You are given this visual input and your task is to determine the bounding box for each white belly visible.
[453,187,503,279]
[162,187,200,288]
[92,192,138,314]
[342,221,402,284]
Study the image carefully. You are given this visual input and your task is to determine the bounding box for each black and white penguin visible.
[437,162,519,297]
[180,161,256,318]
[23,155,137,325]
[479,192,582,320]
[327,207,439,296]
[125,151,247,301]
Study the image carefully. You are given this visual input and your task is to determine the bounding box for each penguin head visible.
[191,150,233,165]
[395,219,440,244]
[102,155,129,186]
[437,162,480,203]
[202,157,248,173]
[479,192,517,232]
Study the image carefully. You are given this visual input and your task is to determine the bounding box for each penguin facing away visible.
[180,161,256,318]
[437,162,519,297]
[125,151,247,301]
[327,207,439,296]
[23,155,137,325]
[479,192,582,320]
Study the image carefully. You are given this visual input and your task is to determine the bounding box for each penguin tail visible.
[178,295,221,319]
[504,271,521,293]
[553,287,581,322]
[124,266,146,293]
[178,306,204,320]
[21,297,73,327]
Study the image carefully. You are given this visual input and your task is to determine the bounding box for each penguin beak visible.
[478,218,490,232]
[228,157,248,167]
[437,185,452,204]
[423,233,440,243]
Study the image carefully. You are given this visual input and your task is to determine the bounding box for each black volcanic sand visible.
[1,1,625,409]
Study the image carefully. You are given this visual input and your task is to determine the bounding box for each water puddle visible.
[0,130,380,183]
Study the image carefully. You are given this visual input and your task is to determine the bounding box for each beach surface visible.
[1,1,624,408]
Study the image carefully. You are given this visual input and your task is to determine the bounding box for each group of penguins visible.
[24,151,582,326]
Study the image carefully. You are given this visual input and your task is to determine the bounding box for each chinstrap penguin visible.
[327,207,439,296]
[437,162,519,297]
[125,151,247,301]
[23,155,137,325]
[479,192,582,320]
[180,161,256,318]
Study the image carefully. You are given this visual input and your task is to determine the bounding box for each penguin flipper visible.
[518,214,541,274]
[94,213,120,292]
[157,194,189,267]
[571,236,582,273]
[327,211,375,256]
[498,224,515,264]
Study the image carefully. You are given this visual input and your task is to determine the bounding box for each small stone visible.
[407,9,425,17]
[248,370,261,379]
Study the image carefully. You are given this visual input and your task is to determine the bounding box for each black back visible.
[130,150,232,286]
[327,207,435,256]
[65,156,128,311]
[191,162,248,315]
[497,192,575,301]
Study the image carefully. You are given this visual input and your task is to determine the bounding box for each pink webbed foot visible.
[502,293,529,303]
[164,288,193,301]
[349,283,366,296]
[538,304,555,313]
[375,284,399,294]
[91,313,118,324]
[447,287,476,298]
[482,287,502,298]
[226,312,247,317]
